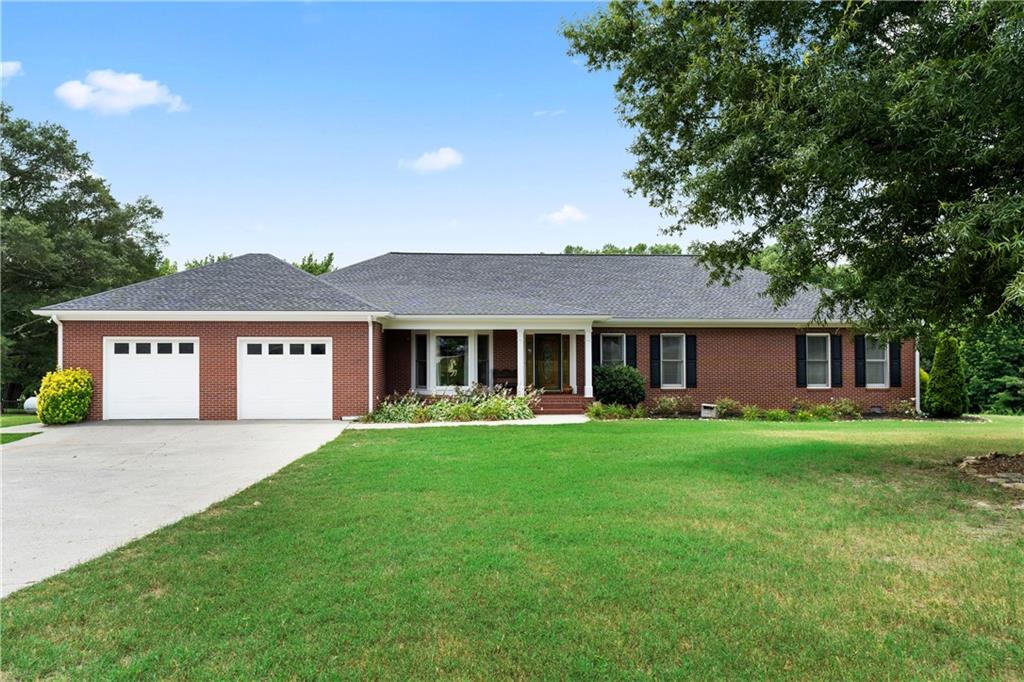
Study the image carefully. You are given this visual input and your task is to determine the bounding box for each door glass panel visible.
[310,343,326,355]
[562,335,571,392]
[179,342,194,354]
[136,343,151,354]
[114,343,129,354]
[268,344,284,355]
[535,335,561,390]
[247,343,262,355]
[157,343,173,354]
[289,344,305,355]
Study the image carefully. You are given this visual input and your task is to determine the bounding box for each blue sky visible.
[3,2,711,268]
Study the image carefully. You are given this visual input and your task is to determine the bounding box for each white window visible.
[661,334,685,388]
[436,335,469,387]
[865,337,889,388]
[806,333,830,388]
[600,334,625,366]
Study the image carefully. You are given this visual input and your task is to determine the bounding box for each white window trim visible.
[660,333,686,389]
[806,332,831,389]
[865,337,890,389]
[599,333,626,367]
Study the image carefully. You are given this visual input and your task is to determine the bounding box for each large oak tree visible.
[564,1,1024,335]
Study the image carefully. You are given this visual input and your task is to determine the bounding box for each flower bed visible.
[362,386,539,423]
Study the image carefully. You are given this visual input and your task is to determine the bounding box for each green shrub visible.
[714,397,742,418]
[764,408,790,422]
[924,333,969,418]
[37,367,93,425]
[652,395,695,417]
[987,373,1024,414]
[828,397,862,419]
[919,368,930,396]
[741,405,766,421]
[593,364,646,406]
[888,399,918,418]
[586,401,639,420]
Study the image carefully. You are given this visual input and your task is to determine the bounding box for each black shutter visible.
[626,335,637,368]
[854,335,866,387]
[830,335,843,388]
[649,335,661,388]
[685,335,697,388]
[592,333,600,368]
[795,335,807,387]
[889,341,902,387]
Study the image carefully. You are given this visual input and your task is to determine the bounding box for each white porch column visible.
[367,318,375,413]
[583,326,593,398]
[516,327,526,396]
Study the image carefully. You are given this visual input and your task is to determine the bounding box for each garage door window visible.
[247,343,262,355]
[157,342,173,354]
[311,343,326,355]
[136,343,151,354]
[114,343,129,354]
[268,344,284,355]
[289,343,305,355]
[179,342,194,354]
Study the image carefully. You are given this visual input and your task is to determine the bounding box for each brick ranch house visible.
[34,252,919,420]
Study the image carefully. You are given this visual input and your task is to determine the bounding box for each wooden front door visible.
[534,334,562,391]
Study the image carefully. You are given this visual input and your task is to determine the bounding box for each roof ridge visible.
[381,251,698,257]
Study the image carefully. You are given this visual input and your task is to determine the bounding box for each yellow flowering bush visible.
[37,367,93,425]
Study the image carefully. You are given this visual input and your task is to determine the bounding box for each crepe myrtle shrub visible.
[652,395,696,417]
[37,367,93,425]
[586,401,642,420]
[924,334,970,418]
[593,364,645,407]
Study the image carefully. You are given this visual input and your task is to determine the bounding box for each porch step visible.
[535,394,592,415]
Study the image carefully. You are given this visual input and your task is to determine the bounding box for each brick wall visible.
[63,320,371,420]
[594,327,916,410]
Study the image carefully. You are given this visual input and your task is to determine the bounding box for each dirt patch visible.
[958,452,1024,495]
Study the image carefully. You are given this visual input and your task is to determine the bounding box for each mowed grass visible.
[3,418,1023,679]
[0,431,39,444]
[0,412,38,428]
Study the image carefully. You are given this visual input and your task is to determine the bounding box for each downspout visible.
[50,315,63,369]
[914,340,921,414]
[367,316,374,415]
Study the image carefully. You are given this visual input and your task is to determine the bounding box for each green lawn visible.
[3,418,1022,679]
[0,412,38,428]
[0,431,39,445]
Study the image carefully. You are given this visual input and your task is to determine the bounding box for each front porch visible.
[381,324,596,403]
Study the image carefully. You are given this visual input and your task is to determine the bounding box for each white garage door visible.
[103,338,200,420]
[237,338,333,420]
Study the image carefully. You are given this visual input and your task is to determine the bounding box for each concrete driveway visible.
[1,420,347,597]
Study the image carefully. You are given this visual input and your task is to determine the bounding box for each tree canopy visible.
[564,1,1024,335]
[294,252,336,275]
[1,104,166,400]
[563,243,683,255]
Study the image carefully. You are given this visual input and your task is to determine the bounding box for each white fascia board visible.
[593,319,846,328]
[383,315,610,331]
[32,310,391,322]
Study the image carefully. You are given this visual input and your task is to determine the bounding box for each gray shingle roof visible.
[321,253,823,320]
[40,253,378,312]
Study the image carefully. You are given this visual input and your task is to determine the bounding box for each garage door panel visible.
[237,339,332,420]
[104,338,200,420]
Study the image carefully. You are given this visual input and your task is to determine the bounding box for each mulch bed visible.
[958,452,1024,494]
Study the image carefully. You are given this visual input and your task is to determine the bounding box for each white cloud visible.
[543,204,587,224]
[398,146,464,173]
[54,69,187,115]
[532,109,565,118]
[1,61,23,82]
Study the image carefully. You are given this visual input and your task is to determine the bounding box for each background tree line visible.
[0,104,333,402]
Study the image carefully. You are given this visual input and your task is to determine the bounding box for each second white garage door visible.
[237,338,333,419]
[103,338,200,420]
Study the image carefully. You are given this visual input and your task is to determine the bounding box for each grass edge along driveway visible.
[3,417,1022,679]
